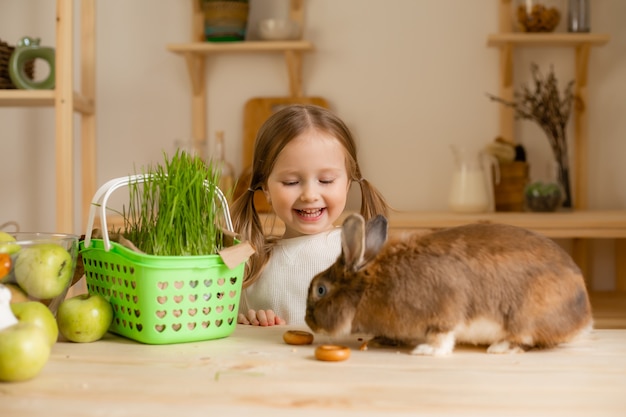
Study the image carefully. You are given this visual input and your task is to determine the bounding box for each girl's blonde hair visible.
[231,104,388,288]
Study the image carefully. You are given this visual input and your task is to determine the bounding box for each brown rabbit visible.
[305,214,592,355]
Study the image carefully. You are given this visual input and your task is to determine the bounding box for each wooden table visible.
[2,325,625,417]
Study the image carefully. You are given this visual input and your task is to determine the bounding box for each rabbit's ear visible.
[341,214,387,272]
[364,215,387,261]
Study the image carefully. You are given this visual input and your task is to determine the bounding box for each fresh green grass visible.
[122,151,224,256]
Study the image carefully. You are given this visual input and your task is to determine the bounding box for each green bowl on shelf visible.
[524,181,563,212]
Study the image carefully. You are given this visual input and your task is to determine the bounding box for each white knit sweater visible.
[239,227,342,325]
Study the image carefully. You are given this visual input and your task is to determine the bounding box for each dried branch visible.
[487,64,575,158]
[487,63,577,207]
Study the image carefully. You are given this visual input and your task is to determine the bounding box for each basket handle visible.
[83,174,233,252]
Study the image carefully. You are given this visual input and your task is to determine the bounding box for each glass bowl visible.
[513,0,563,32]
[0,232,79,314]
[257,18,300,41]
[524,181,564,212]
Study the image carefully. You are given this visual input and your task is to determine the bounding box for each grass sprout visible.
[122,150,224,256]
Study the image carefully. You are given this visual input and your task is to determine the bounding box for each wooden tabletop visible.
[3,325,625,417]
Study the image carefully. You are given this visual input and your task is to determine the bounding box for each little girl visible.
[231,104,388,326]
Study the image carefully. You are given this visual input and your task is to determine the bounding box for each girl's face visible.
[264,130,350,238]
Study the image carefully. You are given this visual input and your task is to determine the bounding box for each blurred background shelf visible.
[0,0,96,234]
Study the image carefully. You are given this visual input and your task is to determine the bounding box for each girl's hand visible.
[237,309,286,326]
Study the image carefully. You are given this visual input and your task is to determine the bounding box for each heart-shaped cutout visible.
[228,318,234,325]
[157,296,168,304]
[172,323,181,331]
[229,291,237,298]
[216,292,224,300]
[189,294,198,302]
[228,304,235,312]
[136,324,143,332]
[215,319,223,327]
[230,277,237,285]
[174,295,183,303]
[174,281,184,289]
[134,309,141,317]
[158,282,168,290]
[204,279,213,287]
[173,309,182,317]
[202,321,210,328]
[202,307,211,315]
[155,324,165,333]
[189,280,198,288]
[188,308,197,317]
[217,278,225,286]
[156,310,166,318]
[187,322,196,330]
[216,305,224,313]
[203,293,212,301]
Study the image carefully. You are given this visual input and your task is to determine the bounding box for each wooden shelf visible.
[167,0,312,161]
[0,0,96,234]
[482,2,622,291]
[487,32,610,47]
[0,90,95,114]
[257,209,626,291]
[258,210,626,239]
[386,210,626,239]
[167,40,313,54]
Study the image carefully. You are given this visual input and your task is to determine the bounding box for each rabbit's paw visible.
[410,332,455,356]
[486,340,525,354]
[410,343,453,356]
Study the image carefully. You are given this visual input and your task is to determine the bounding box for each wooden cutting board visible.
[234,96,330,212]
[242,96,330,167]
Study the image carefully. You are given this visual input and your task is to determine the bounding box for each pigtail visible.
[231,189,271,288]
[358,178,389,220]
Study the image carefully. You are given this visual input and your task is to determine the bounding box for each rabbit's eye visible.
[316,284,327,297]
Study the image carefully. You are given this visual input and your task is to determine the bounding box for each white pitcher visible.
[448,145,500,213]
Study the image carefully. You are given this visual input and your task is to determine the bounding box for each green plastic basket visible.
[80,175,245,344]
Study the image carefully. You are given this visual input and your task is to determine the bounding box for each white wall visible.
[1,0,625,287]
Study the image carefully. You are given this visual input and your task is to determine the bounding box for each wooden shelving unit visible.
[480,0,626,288]
[0,0,96,234]
[166,0,312,161]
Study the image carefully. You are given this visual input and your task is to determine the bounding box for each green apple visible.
[0,231,20,255]
[0,321,51,382]
[56,293,113,343]
[14,243,73,299]
[11,301,59,346]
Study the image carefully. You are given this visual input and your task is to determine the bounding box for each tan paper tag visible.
[218,241,255,270]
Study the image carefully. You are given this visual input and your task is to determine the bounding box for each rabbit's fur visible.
[305,214,592,355]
